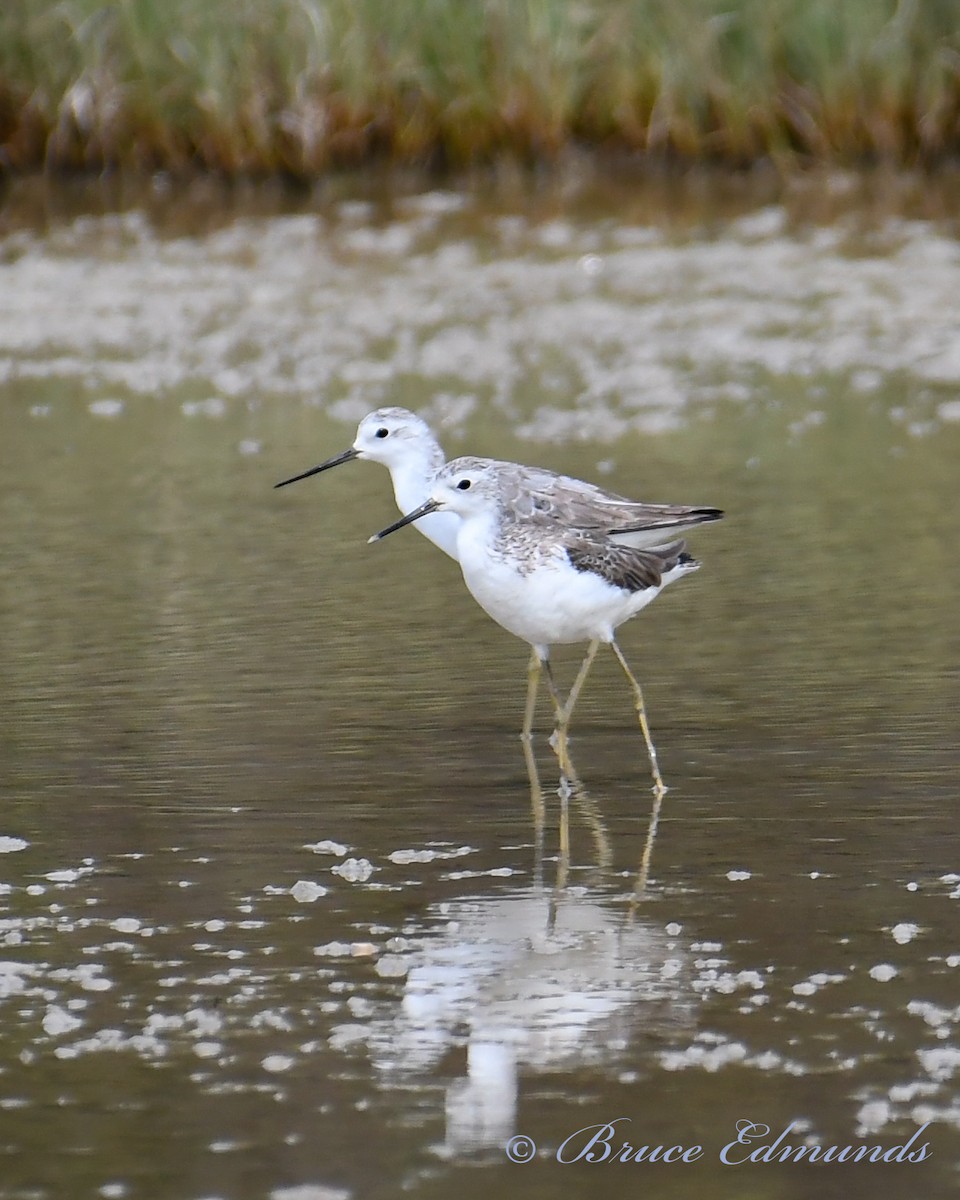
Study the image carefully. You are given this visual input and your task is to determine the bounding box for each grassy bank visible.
[2,0,960,176]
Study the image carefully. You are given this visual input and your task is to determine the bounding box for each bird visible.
[274,407,459,557]
[276,408,722,744]
[370,456,711,792]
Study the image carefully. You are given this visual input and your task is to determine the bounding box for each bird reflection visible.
[367,877,696,1155]
[352,763,692,1157]
[443,751,681,1151]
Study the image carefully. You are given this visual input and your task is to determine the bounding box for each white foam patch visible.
[869,964,899,982]
[290,881,328,903]
[42,1006,83,1037]
[388,846,473,864]
[271,1185,351,1200]
[917,1047,960,1082]
[303,841,348,857]
[660,1040,748,1071]
[374,956,408,979]
[88,399,124,418]
[331,859,374,883]
[45,868,87,883]
[262,1054,295,1073]
[111,918,142,934]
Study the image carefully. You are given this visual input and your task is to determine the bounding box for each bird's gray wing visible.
[504,466,721,534]
[563,534,692,594]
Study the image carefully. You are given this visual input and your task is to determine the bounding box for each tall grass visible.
[1,0,959,174]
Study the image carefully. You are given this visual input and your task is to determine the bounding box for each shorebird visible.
[276,409,721,745]
[274,408,459,557]
[370,457,711,792]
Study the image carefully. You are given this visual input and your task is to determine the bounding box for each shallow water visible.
[1,176,960,1200]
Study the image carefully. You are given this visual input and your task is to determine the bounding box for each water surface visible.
[1,177,959,1200]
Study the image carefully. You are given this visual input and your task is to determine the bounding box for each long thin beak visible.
[274,447,359,489]
[368,498,441,542]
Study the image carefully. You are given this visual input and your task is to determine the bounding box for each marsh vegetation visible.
[3,0,960,175]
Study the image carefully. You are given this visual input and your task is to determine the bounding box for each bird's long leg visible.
[520,647,541,743]
[541,656,565,722]
[546,641,600,774]
[542,657,575,778]
[557,773,571,885]
[609,639,666,795]
[558,639,600,727]
[521,648,578,883]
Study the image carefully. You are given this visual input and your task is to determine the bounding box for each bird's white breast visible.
[455,517,663,647]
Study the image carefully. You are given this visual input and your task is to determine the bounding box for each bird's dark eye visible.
[375,428,389,439]
[456,478,472,490]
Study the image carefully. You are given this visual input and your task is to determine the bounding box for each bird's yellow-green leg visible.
[558,639,600,727]
[557,772,571,881]
[542,658,575,778]
[521,647,542,742]
[610,639,666,795]
[541,656,565,722]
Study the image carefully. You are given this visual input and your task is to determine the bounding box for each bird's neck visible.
[454,505,500,562]
[388,445,445,513]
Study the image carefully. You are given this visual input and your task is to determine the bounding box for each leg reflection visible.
[547,774,571,936]
[636,786,665,894]
[523,727,612,902]
[559,747,613,874]
[625,788,666,925]
[520,733,546,889]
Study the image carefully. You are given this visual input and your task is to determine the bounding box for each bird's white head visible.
[352,407,440,469]
[427,457,504,516]
[274,406,443,492]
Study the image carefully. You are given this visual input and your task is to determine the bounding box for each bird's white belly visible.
[458,539,661,647]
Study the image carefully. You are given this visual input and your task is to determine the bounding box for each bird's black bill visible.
[368,498,441,542]
[274,447,359,489]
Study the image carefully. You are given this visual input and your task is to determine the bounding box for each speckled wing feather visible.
[564,535,696,594]
[500,464,722,535]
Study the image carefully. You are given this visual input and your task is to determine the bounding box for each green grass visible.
[2,0,960,175]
